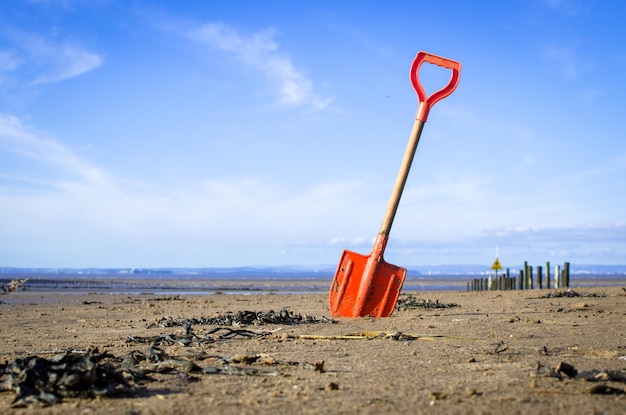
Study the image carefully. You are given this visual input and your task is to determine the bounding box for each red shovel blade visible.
[329,249,406,318]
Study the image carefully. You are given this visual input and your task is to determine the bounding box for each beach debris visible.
[537,361,577,379]
[148,295,182,301]
[429,391,447,400]
[585,385,626,395]
[536,361,626,393]
[120,347,320,377]
[127,326,268,347]
[208,353,324,374]
[203,364,279,377]
[489,341,508,354]
[583,369,626,383]
[297,331,479,342]
[0,350,133,408]
[119,347,203,376]
[132,309,334,347]
[325,381,339,391]
[148,308,336,329]
[0,347,328,407]
[395,296,459,311]
[0,278,28,293]
[555,361,577,378]
[539,289,606,299]
[129,349,322,377]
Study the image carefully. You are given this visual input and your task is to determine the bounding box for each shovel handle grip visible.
[410,51,461,122]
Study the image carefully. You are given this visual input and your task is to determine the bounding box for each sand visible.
[1,286,625,414]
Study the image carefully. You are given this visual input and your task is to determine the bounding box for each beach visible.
[1,286,625,414]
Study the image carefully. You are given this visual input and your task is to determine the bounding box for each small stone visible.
[556,361,577,378]
[314,361,325,373]
[430,391,446,400]
[465,388,477,396]
[325,382,339,391]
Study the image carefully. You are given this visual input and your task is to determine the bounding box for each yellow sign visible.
[491,257,503,270]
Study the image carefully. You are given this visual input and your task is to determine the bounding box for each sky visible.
[1,0,625,269]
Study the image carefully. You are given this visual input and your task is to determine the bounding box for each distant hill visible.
[1,264,625,275]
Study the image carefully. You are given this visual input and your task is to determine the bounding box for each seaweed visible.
[148,308,336,329]
[395,296,459,311]
[0,350,133,408]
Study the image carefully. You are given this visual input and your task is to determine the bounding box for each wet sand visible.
[1,286,625,414]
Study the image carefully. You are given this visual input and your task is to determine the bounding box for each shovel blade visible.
[329,249,406,318]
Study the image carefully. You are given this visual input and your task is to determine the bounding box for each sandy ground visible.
[1,286,625,414]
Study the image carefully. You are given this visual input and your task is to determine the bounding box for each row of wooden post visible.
[467,261,570,291]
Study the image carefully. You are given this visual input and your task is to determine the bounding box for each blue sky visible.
[1,0,625,269]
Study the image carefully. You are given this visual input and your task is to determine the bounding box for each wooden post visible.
[537,265,543,289]
[505,268,510,290]
[528,266,533,289]
[564,262,570,288]
[545,261,551,289]
[523,261,528,289]
[555,264,561,288]
[518,270,524,290]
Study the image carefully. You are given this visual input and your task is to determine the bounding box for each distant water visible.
[2,272,625,295]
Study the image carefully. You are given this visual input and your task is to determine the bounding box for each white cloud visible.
[387,223,626,266]
[0,114,372,265]
[0,50,22,71]
[184,22,332,110]
[328,236,370,247]
[2,112,624,266]
[30,44,102,85]
[0,114,110,187]
[0,27,102,87]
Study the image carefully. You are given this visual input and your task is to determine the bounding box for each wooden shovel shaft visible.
[377,51,461,239]
[378,118,425,239]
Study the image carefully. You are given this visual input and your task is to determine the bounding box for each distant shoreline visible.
[1,273,624,297]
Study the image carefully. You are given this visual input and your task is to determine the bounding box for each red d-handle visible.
[410,51,461,122]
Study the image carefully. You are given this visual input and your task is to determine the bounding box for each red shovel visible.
[329,51,461,318]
